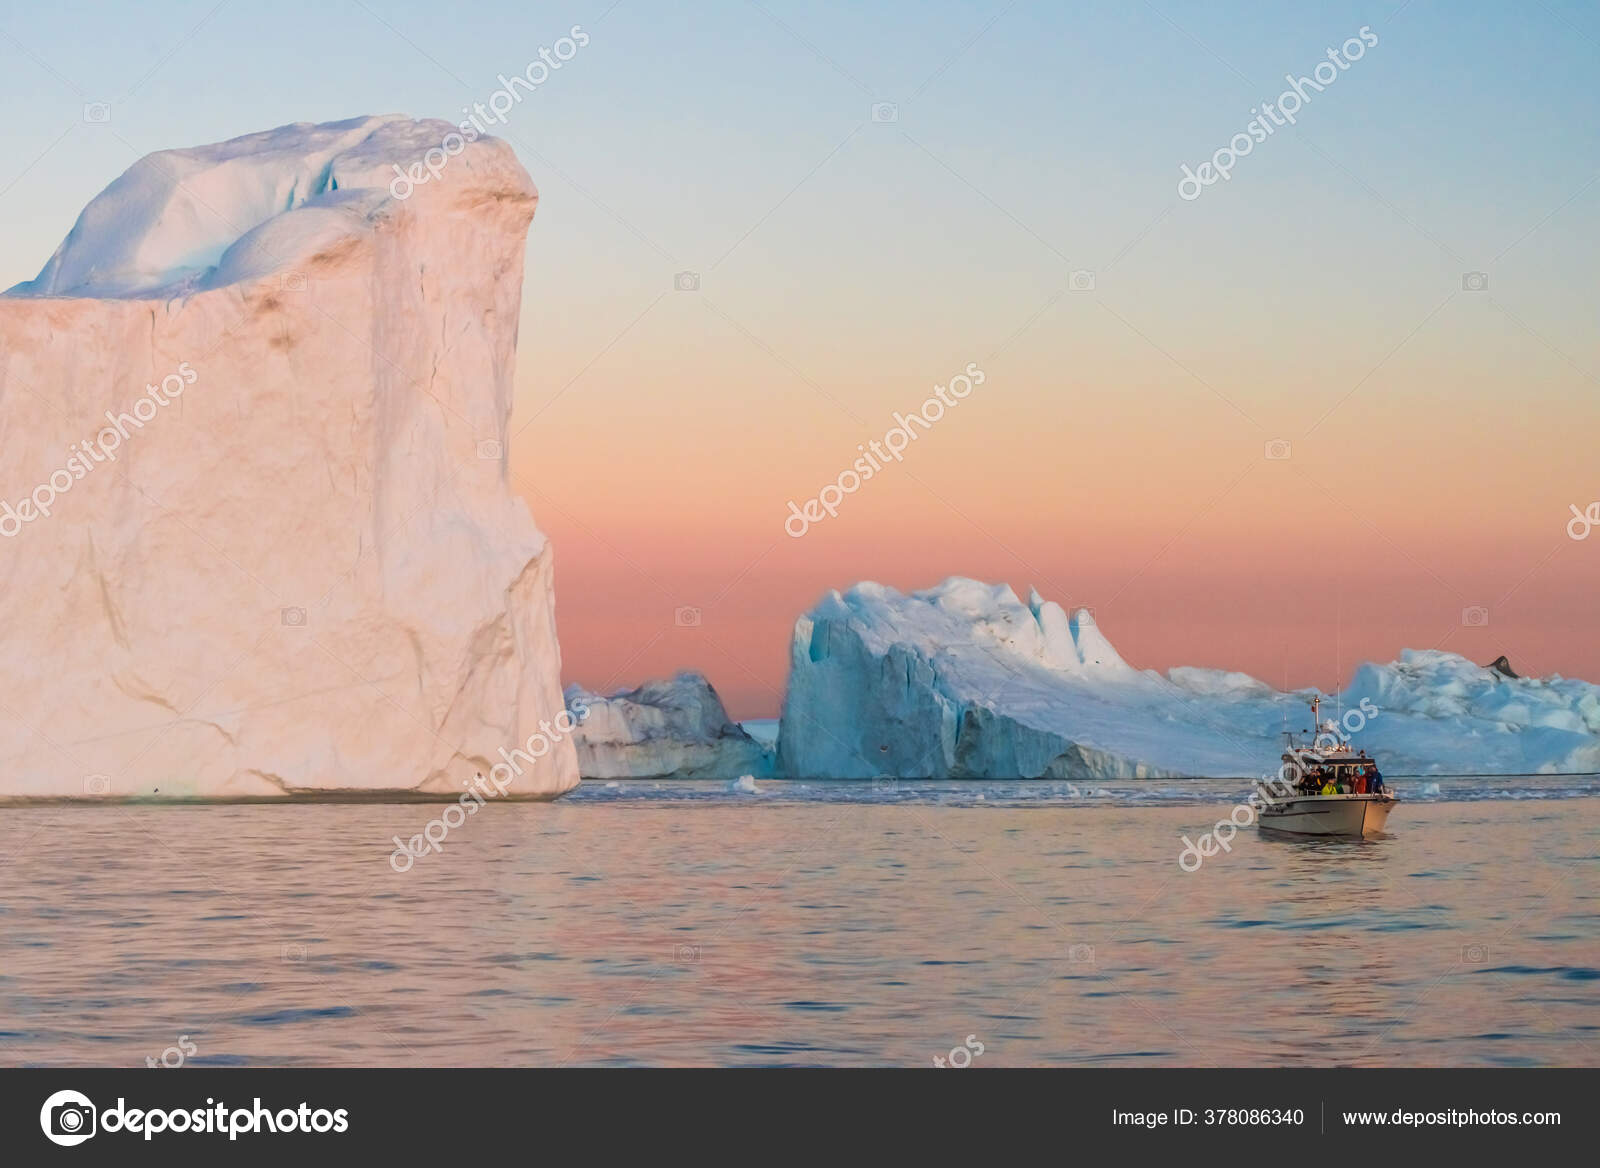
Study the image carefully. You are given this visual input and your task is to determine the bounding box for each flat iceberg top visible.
[6,114,531,300]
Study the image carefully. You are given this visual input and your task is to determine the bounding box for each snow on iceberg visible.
[8,115,467,299]
[0,116,577,799]
[1343,650,1600,775]
[777,578,1600,778]
[565,672,776,780]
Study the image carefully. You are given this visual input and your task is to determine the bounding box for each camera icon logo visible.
[870,102,898,123]
[281,942,308,963]
[40,1089,97,1146]
[281,606,307,627]
[1069,269,1096,292]
[1067,943,1096,964]
[673,943,701,964]
[674,271,700,292]
[1461,271,1489,292]
[82,102,111,124]
[280,271,308,293]
[674,606,702,628]
[477,438,503,460]
[1461,606,1490,627]
[1461,944,1491,963]
[1264,439,1292,460]
[84,774,112,796]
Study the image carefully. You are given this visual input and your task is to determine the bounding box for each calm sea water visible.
[2,777,1597,1067]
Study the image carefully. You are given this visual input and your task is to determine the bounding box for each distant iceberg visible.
[566,672,775,780]
[777,578,1600,778]
[1343,650,1600,774]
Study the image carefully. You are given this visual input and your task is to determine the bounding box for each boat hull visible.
[1257,793,1395,837]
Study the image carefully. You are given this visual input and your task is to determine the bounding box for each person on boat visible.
[1354,771,1368,795]
[1368,767,1384,795]
[1319,775,1338,796]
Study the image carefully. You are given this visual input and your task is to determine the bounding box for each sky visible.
[2,0,1597,717]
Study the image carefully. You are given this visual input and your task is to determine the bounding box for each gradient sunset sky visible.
[3,0,1596,716]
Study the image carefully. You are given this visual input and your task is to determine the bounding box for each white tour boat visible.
[1255,697,1396,837]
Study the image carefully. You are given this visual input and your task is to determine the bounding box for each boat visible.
[1255,696,1396,837]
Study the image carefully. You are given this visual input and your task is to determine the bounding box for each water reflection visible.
[0,796,1594,1066]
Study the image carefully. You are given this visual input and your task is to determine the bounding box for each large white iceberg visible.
[777,578,1600,778]
[565,673,775,779]
[0,116,578,800]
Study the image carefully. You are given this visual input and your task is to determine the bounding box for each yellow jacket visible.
[1320,779,1338,795]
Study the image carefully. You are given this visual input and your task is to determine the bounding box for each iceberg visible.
[0,116,578,800]
[564,672,776,780]
[1342,650,1600,775]
[777,578,1600,778]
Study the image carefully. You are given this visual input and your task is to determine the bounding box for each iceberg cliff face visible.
[778,579,1191,779]
[565,673,775,780]
[0,116,578,800]
[778,579,1600,778]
